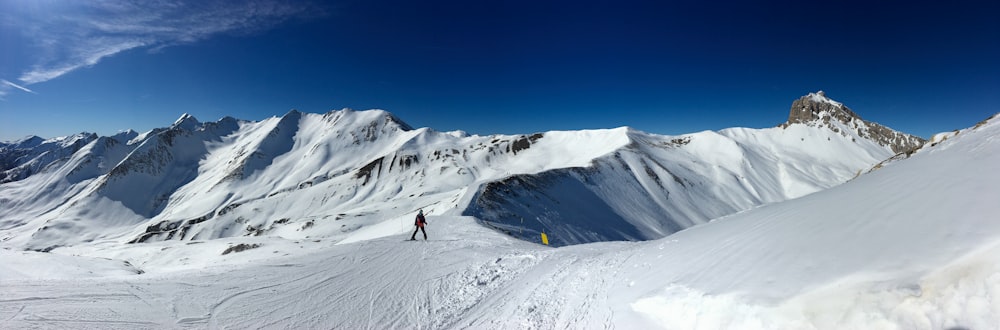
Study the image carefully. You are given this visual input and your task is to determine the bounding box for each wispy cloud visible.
[2,79,38,94]
[5,1,321,85]
[0,79,38,100]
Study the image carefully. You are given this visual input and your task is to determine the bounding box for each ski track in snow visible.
[0,216,650,329]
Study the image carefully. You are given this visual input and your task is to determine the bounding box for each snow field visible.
[1,216,554,329]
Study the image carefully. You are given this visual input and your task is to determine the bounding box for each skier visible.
[410,209,428,240]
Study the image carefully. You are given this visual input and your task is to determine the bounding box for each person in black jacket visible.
[410,209,428,240]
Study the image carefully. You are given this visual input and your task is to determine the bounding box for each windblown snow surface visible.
[0,112,997,329]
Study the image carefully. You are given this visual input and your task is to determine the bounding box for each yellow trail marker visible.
[541,232,549,245]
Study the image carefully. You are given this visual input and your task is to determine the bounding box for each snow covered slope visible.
[0,92,917,253]
[1,113,996,329]
[621,113,1000,328]
[466,92,919,246]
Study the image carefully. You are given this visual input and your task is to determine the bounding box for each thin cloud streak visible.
[10,1,319,85]
[2,79,38,94]
[1,79,37,100]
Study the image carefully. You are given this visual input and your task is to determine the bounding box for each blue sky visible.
[1,0,997,142]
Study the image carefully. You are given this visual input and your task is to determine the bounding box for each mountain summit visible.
[784,91,924,153]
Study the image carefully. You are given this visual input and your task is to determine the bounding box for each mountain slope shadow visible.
[464,169,648,247]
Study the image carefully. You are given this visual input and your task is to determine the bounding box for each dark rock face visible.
[787,91,861,125]
[221,243,261,255]
[784,91,925,154]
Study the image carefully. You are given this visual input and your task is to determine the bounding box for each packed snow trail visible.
[1,217,633,329]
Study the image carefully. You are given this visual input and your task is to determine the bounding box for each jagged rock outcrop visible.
[783,91,925,153]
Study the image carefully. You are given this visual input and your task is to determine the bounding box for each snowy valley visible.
[2,92,997,329]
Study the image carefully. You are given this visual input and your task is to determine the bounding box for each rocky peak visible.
[783,91,925,154]
[172,113,201,131]
[787,91,862,125]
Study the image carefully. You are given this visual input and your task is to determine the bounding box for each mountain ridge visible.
[2,106,998,330]
[1,93,925,250]
[783,91,925,153]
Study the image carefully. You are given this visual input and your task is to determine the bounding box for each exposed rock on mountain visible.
[862,112,1000,175]
[784,91,925,153]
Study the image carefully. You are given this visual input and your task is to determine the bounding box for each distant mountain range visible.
[0,92,925,250]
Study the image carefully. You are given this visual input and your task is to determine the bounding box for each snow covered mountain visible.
[1,112,997,329]
[465,91,925,245]
[0,92,921,251]
[0,132,100,184]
